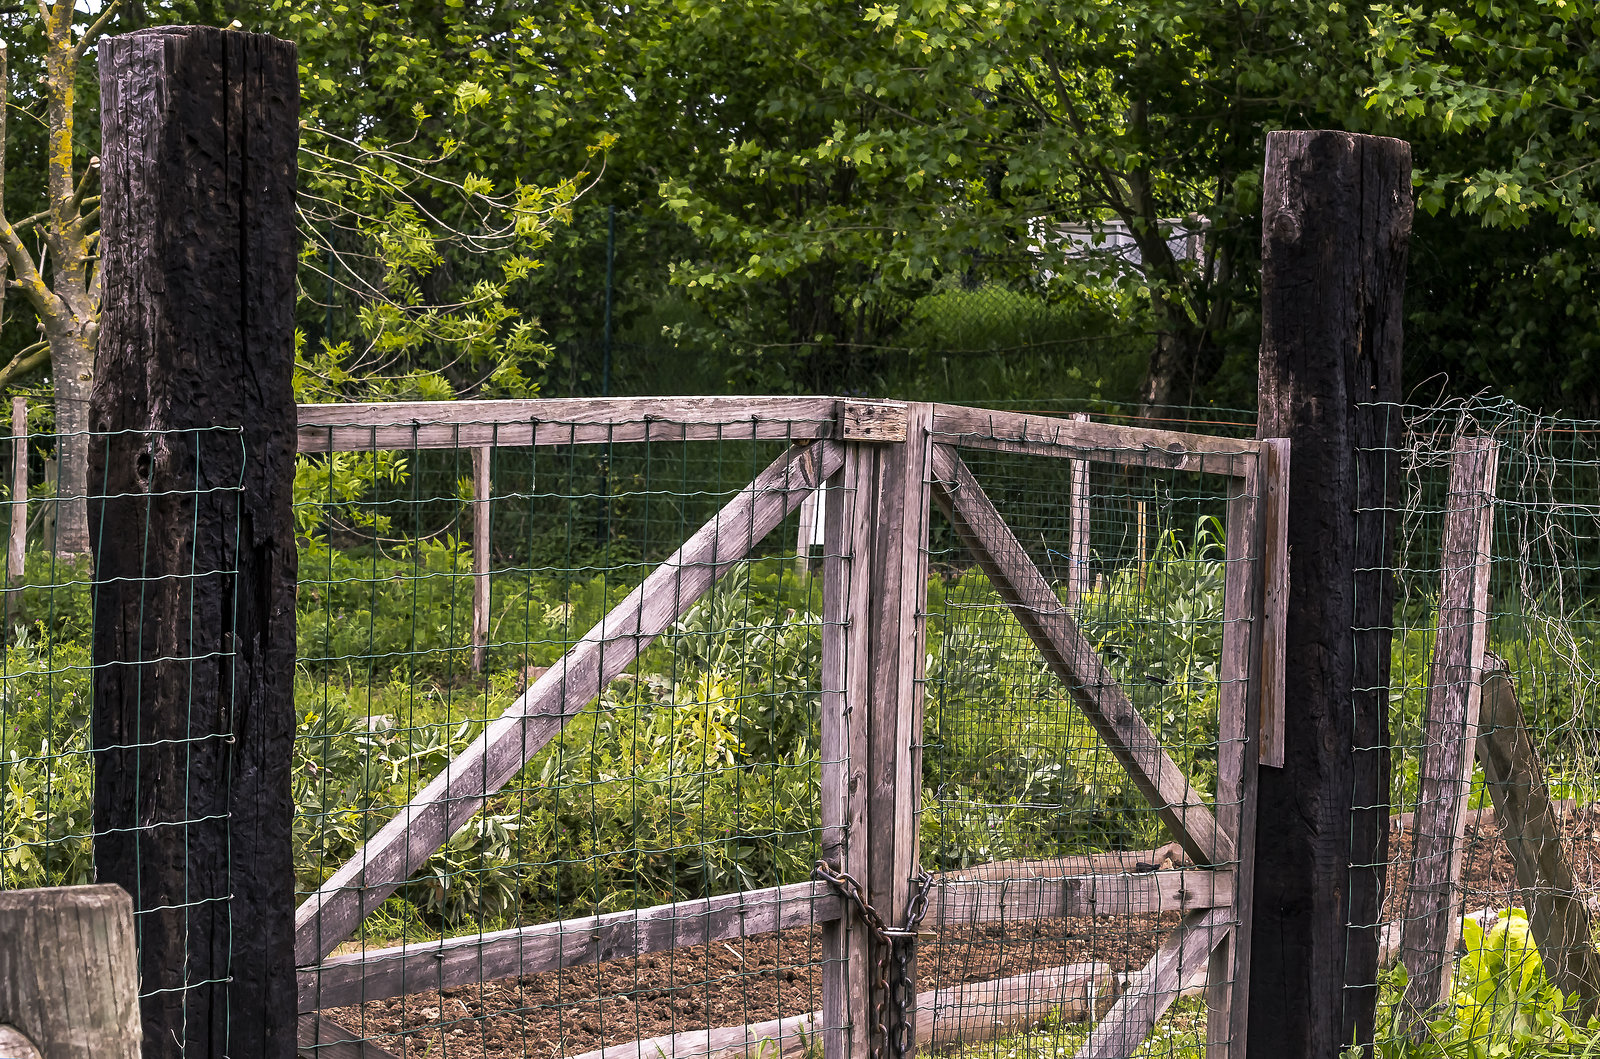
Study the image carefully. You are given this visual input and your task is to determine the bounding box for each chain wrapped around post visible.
[814,861,935,1059]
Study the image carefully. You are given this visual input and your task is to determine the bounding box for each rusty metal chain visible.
[813,862,935,1059]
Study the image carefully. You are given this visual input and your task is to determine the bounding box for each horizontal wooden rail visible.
[299,865,1227,1012]
[930,868,1233,928]
[299,881,841,1012]
[565,962,1119,1059]
[929,404,1261,477]
[296,396,907,453]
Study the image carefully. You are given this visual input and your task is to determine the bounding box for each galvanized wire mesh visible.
[1357,396,1600,1056]
[0,424,249,1037]
[291,411,845,1056]
[920,427,1258,1058]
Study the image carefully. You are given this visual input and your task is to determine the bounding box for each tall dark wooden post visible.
[1250,130,1411,1056]
[93,27,299,1058]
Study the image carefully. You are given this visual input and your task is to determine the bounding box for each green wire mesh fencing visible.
[1356,397,1600,1055]
[919,417,1263,1059]
[0,422,251,1043]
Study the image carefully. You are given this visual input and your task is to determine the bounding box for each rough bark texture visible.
[0,885,141,1058]
[93,26,299,1059]
[1251,130,1411,1058]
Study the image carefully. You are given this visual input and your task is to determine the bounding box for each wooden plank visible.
[1066,414,1092,608]
[294,440,845,965]
[820,447,870,1059]
[1476,657,1600,1014]
[1207,462,1267,1059]
[943,843,1191,881]
[1400,436,1499,1021]
[567,963,1118,1059]
[817,464,846,1059]
[568,1011,822,1059]
[929,445,1231,868]
[839,399,908,442]
[8,397,23,585]
[1257,438,1289,768]
[929,869,1233,927]
[864,403,933,1052]
[929,404,1261,477]
[300,881,840,1011]
[471,445,491,673]
[296,1013,403,1059]
[1077,907,1231,1059]
[296,396,842,452]
[915,963,1118,1048]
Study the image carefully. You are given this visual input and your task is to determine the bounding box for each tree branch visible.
[0,340,50,391]
[72,0,120,64]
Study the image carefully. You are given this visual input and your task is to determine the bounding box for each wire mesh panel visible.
[0,424,253,1042]
[1357,398,1600,1054]
[918,410,1265,1059]
[0,397,1277,1058]
[292,401,852,1058]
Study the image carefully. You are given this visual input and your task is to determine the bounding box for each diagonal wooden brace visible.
[929,444,1233,868]
[294,439,845,966]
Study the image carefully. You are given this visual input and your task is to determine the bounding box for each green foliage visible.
[1366,911,1600,1058]
[0,626,93,888]
[924,518,1227,867]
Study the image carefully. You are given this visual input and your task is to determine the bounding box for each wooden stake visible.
[94,27,300,1058]
[8,397,23,586]
[1251,129,1412,1056]
[0,885,141,1058]
[1476,659,1600,1014]
[1400,436,1499,1023]
[1066,413,1091,607]
[472,445,491,673]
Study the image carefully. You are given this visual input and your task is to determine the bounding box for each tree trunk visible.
[51,327,93,556]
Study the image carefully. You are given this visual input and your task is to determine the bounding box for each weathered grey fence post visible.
[0,885,141,1057]
[93,26,299,1058]
[1251,130,1412,1057]
[1400,436,1498,1023]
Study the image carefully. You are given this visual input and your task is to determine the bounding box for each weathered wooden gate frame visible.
[913,406,1286,1059]
[291,397,1286,1059]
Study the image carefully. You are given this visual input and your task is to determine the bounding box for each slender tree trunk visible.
[50,328,92,556]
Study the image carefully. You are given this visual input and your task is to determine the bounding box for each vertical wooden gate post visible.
[820,404,931,1059]
[1251,130,1412,1056]
[94,27,300,1058]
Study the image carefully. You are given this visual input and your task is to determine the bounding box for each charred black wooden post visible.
[93,27,299,1058]
[1251,131,1411,1057]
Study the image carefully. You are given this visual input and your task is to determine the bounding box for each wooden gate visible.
[292,397,1286,1059]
